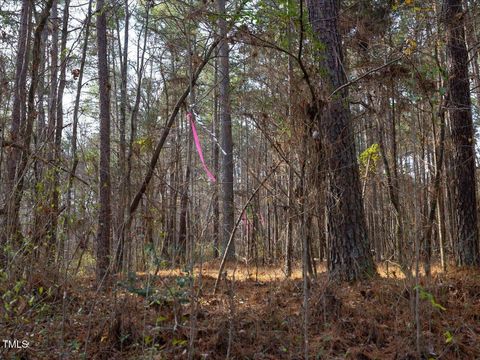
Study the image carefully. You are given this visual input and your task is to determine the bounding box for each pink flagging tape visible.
[188,112,216,182]
[242,210,250,234]
[259,212,265,226]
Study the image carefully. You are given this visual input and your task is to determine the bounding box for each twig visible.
[1,140,90,186]
[329,56,403,99]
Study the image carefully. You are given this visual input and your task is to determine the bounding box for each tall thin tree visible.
[0,0,31,263]
[218,0,235,260]
[96,0,112,284]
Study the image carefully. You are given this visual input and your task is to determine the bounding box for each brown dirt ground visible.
[1,262,479,359]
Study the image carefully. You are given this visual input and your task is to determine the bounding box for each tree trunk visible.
[178,112,192,262]
[306,0,376,281]
[96,0,112,285]
[285,5,294,277]
[115,0,129,272]
[218,0,235,260]
[65,0,93,264]
[444,0,479,266]
[212,53,220,258]
[53,0,70,264]
[120,4,150,271]
[285,162,294,277]
[7,0,54,267]
[1,0,31,263]
[32,26,48,257]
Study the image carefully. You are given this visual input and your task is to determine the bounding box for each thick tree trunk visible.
[444,0,479,266]
[464,0,480,109]
[1,0,31,263]
[96,0,112,284]
[306,0,376,281]
[5,0,30,197]
[178,36,197,263]
[218,0,235,260]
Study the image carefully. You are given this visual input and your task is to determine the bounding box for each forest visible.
[1,0,480,358]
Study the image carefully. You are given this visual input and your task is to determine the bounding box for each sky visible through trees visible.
[1,0,480,358]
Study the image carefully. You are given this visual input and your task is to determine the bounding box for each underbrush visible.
[1,264,479,359]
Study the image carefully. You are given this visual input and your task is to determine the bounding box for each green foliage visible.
[119,271,193,307]
[144,335,153,345]
[444,330,454,344]
[172,338,188,346]
[156,315,167,324]
[359,143,381,175]
[144,242,168,269]
[415,285,446,311]
[1,274,53,324]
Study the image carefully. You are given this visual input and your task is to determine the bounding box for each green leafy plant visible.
[359,143,381,175]
[415,285,446,311]
[172,338,188,346]
[444,330,454,344]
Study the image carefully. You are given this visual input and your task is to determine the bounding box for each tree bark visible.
[212,53,220,258]
[218,0,235,260]
[444,0,479,266]
[120,4,150,271]
[285,3,294,277]
[1,0,32,263]
[53,0,70,263]
[115,0,129,272]
[5,0,54,266]
[306,0,376,281]
[96,0,112,284]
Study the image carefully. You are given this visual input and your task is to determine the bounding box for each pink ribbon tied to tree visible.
[187,112,216,183]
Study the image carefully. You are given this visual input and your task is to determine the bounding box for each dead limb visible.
[127,37,221,220]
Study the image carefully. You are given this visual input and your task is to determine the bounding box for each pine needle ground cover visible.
[1,263,479,359]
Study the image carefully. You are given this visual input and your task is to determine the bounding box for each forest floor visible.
[1,261,480,360]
